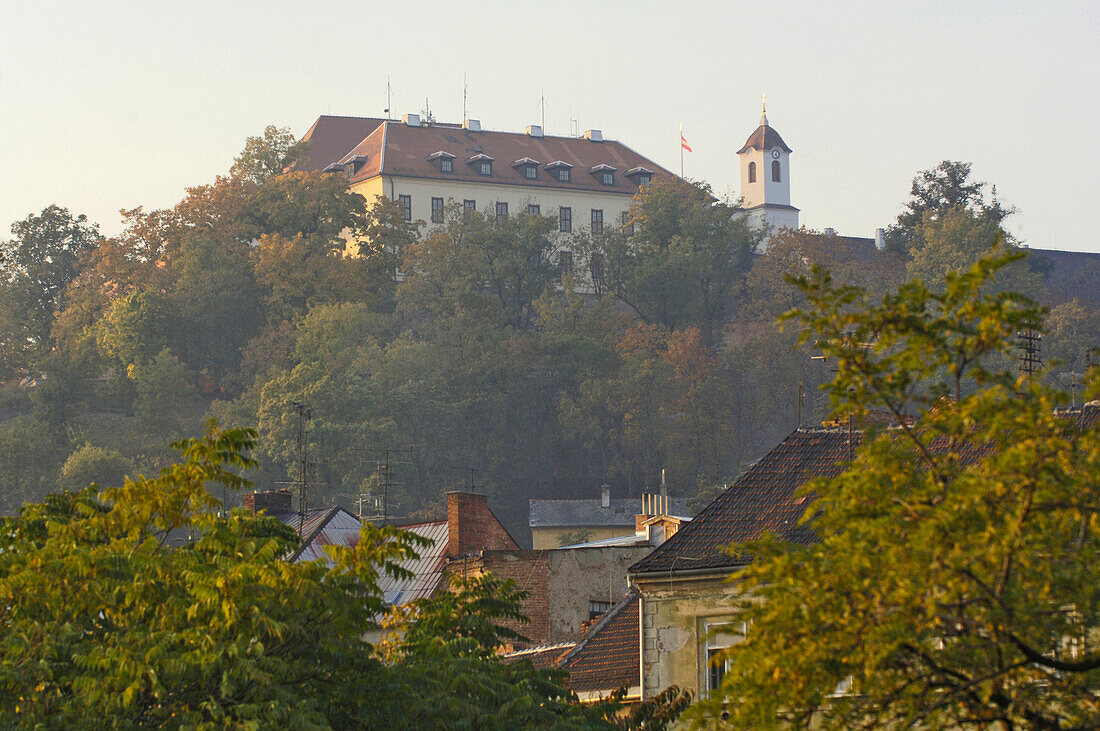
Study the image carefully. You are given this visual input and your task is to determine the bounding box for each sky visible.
[2,0,1098,252]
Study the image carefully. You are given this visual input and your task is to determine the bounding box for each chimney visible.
[243,489,294,514]
[402,113,421,127]
[600,484,611,508]
[463,119,482,132]
[525,124,543,138]
[583,129,603,142]
[874,228,886,250]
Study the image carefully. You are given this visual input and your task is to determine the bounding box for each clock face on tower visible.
[771,149,781,160]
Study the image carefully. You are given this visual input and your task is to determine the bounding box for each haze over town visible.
[2,0,1097,252]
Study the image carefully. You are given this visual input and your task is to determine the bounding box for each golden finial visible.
[760,93,768,126]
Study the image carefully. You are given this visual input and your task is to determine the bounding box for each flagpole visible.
[680,123,684,178]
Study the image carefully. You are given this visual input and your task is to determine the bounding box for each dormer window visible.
[427,150,457,174]
[589,164,617,186]
[625,166,654,187]
[511,157,541,180]
[546,160,573,183]
[342,155,368,179]
[466,153,495,176]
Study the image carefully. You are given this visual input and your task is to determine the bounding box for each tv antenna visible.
[356,447,415,524]
[536,90,549,130]
[463,73,468,123]
[1017,328,1042,378]
[385,77,393,119]
[273,402,319,536]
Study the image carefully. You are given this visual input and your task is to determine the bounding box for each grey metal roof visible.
[529,497,688,529]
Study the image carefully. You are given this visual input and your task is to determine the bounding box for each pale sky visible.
[2,1,1098,252]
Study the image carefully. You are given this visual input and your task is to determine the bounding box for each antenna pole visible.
[385,77,393,119]
[463,73,468,123]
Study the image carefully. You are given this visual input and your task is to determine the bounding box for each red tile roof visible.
[296,115,385,173]
[559,594,640,694]
[321,118,676,195]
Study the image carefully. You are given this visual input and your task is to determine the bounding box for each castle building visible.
[296,114,676,237]
[737,104,799,234]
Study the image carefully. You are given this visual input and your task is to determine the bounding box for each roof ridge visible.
[559,592,637,667]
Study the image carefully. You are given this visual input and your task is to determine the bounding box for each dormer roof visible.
[511,157,541,168]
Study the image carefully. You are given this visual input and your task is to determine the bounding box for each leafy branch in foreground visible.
[699,250,1100,729]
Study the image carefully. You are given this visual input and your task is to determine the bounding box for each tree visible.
[885,160,1013,254]
[0,205,100,372]
[230,125,304,184]
[0,421,629,728]
[58,443,133,491]
[704,250,1100,728]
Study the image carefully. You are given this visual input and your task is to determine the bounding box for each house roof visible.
[629,428,857,576]
[270,507,363,563]
[309,117,676,195]
[296,115,386,173]
[559,594,641,694]
[529,497,689,529]
[377,520,451,607]
[501,642,576,669]
[737,123,792,154]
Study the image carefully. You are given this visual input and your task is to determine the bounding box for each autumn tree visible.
[704,250,1100,729]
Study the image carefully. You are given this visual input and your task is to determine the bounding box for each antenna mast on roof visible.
[463,73,468,123]
[385,77,393,120]
[1017,327,1042,379]
[570,108,579,137]
[537,90,549,131]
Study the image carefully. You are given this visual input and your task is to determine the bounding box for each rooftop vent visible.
[403,113,421,127]
[463,119,482,132]
[874,228,886,250]
[824,227,837,237]
[525,124,543,138]
[600,484,611,508]
[583,129,603,142]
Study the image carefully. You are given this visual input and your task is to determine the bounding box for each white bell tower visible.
[738,98,799,238]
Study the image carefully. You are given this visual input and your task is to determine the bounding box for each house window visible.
[441,158,453,173]
[556,168,571,182]
[601,171,614,185]
[463,199,476,214]
[637,173,652,186]
[621,210,634,235]
[589,252,604,284]
[588,600,612,621]
[524,166,538,180]
[748,161,757,184]
[558,250,574,275]
[772,160,781,182]
[495,201,508,221]
[398,195,412,221]
[345,163,356,179]
[559,206,572,232]
[479,161,492,176]
[528,204,540,216]
[591,209,603,234]
[703,622,743,696]
[431,197,444,223]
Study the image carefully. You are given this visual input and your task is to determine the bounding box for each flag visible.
[681,134,693,153]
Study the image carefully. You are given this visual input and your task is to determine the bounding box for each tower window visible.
[495,201,508,221]
[398,195,412,221]
[772,160,781,182]
[591,209,603,234]
[559,207,572,232]
[431,197,444,223]
[748,161,757,184]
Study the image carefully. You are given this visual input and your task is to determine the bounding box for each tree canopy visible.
[703,250,1100,729]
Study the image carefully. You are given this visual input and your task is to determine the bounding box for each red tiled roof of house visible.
[333,119,676,195]
[296,115,386,172]
[559,594,640,694]
[501,642,576,669]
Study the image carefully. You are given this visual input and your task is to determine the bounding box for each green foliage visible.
[0,421,634,728]
[230,124,303,184]
[96,290,172,371]
[59,443,133,491]
[704,250,1100,728]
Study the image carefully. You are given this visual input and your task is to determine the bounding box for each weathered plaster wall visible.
[547,546,652,641]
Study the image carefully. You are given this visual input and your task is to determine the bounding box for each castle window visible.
[467,153,495,177]
[480,161,492,176]
[637,173,652,186]
[431,197,444,223]
[621,210,634,236]
[591,209,603,234]
[772,160,781,182]
[546,161,574,183]
[496,201,508,221]
[399,195,412,221]
[528,204,540,216]
[525,166,538,179]
[557,168,570,182]
[463,199,476,214]
[441,158,453,173]
[427,150,457,173]
[601,171,614,185]
[559,251,574,275]
[748,161,757,184]
[559,207,572,232]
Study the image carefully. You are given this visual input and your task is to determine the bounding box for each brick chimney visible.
[446,491,518,558]
[243,489,294,514]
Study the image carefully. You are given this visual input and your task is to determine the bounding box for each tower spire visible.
[760,92,768,126]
